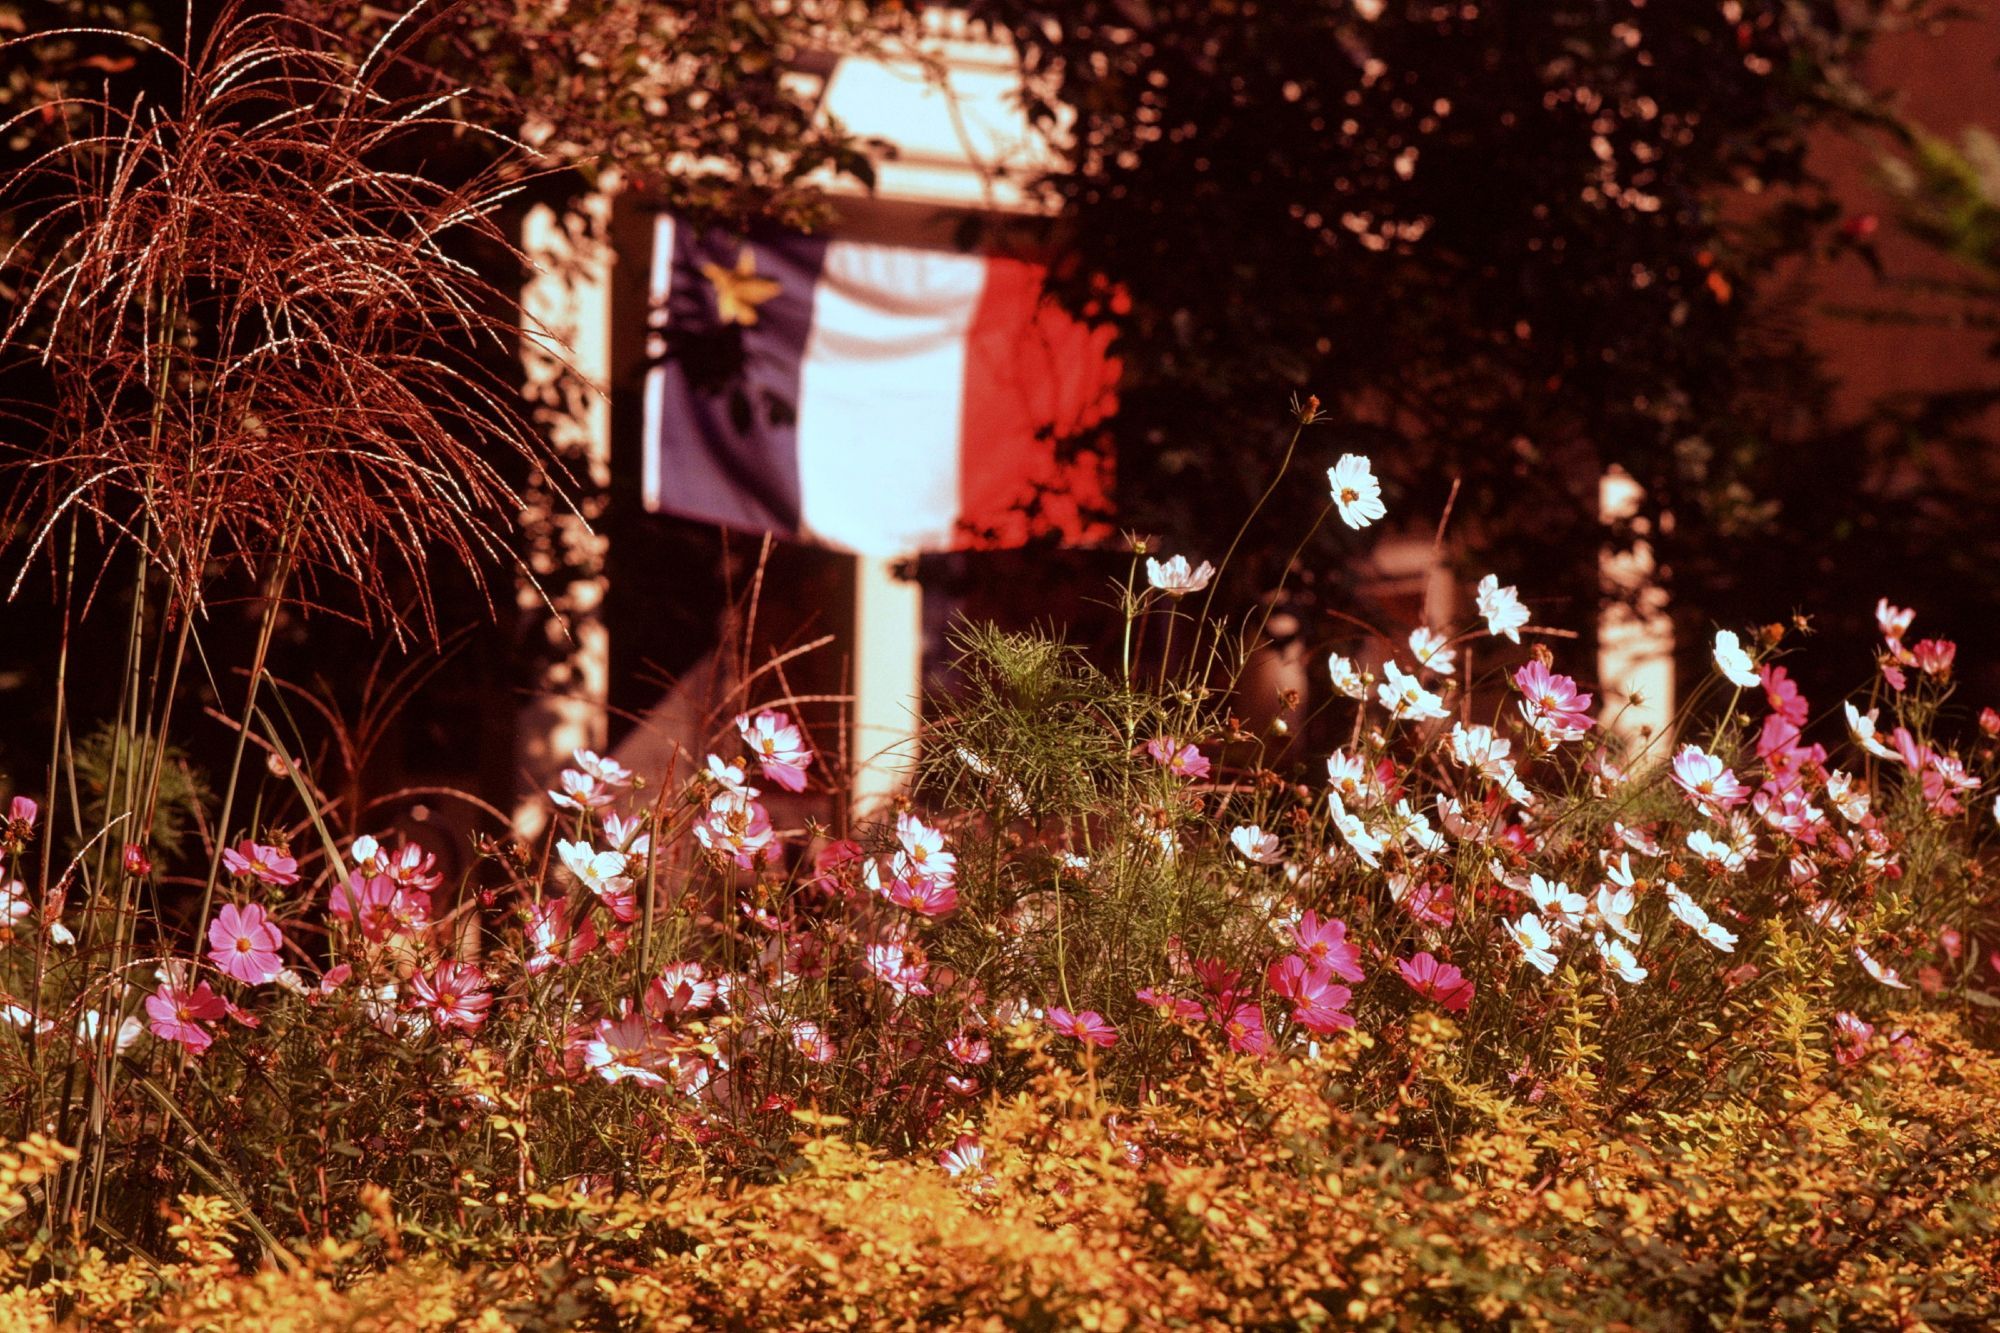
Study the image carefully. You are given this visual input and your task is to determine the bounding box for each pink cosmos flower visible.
[1397,952,1474,1013]
[1144,736,1211,780]
[144,980,227,1053]
[9,795,36,827]
[644,962,717,1018]
[1136,986,1206,1022]
[382,841,445,895]
[1222,1002,1273,1055]
[1875,598,1914,643]
[524,901,599,974]
[893,812,957,885]
[1047,1007,1118,1047]
[1289,911,1364,983]
[1513,661,1594,743]
[947,1031,993,1065]
[1910,638,1956,679]
[584,1013,671,1086]
[938,1134,987,1179]
[691,791,776,867]
[790,1020,836,1064]
[328,871,429,942]
[737,710,814,792]
[221,839,300,887]
[1290,986,1357,1036]
[1759,665,1809,727]
[123,842,152,876]
[864,941,932,997]
[1670,745,1747,812]
[1393,875,1456,927]
[885,873,959,917]
[408,961,492,1032]
[1833,1011,1874,1066]
[206,903,285,986]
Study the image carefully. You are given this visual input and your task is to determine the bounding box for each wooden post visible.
[851,555,923,815]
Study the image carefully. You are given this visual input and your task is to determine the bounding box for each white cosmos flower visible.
[1686,828,1748,873]
[1435,794,1489,842]
[1327,653,1369,701]
[1663,884,1709,929]
[1601,852,1639,892]
[1407,627,1457,676]
[1327,453,1387,529]
[1388,798,1446,856]
[1844,702,1900,761]
[558,840,632,898]
[1146,554,1215,597]
[1529,874,1588,933]
[1327,793,1386,868]
[1712,629,1762,689]
[1505,913,1560,974]
[1230,824,1284,865]
[1696,919,1738,953]
[1377,660,1450,722]
[1475,574,1530,643]
[1595,934,1648,984]
[1824,771,1871,824]
[1592,885,1640,943]
[1326,750,1376,806]
[1854,945,1909,990]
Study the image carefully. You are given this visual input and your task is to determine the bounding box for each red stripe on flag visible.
[956,256,1118,549]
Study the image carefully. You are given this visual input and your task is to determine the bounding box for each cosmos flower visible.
[1595,934,1648,984]
[144,981,228,1053]
[1875,598,1914,643]
[1145,554,1215,597]
[206,903,285,986]
[1222,1002,1274,1055]
[1844,703,1900,761]
[220,839,300,888]
[691,791,776,868]
[1377,660,1450,722]
[1711,629,1761,689]
[1505,913,1560,974]
[1528,874,1588,934]
[1327,453,1387,529]
[1290,911,1365,983]
[1476,574,1530,643]
[737,710,814,793]
[408,961,492,1032]
[1145,736,1211,780]
[1327,653,1369,700]
[1397,953,1474,1013]
[1047,1006,1118,1047]
[1407,626,1457,676]
[1230,824,1284,865]
[1514,660,1594,743]
[1670,745,1747,813]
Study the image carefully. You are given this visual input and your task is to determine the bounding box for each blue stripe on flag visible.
[646,223,831,537]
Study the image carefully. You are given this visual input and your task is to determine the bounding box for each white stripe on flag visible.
[795,240,986,555]
[641,213,677,513]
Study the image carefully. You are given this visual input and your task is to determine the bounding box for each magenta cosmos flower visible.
[206,902,285,986]
[408,961,492,1032]
[737,710,814,792]
[1144,736,1210,780]
[1397,952,1475,1013]
[1513,660,1594,743]
[1289,911,1364,983]
[1047,1006,1118,1047]
[145,980,228,1053]
[221,839,300,887]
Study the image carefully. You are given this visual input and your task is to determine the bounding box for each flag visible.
[642,216,1118,556]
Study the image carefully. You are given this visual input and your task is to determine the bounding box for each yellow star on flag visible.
[700,246,782,327]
